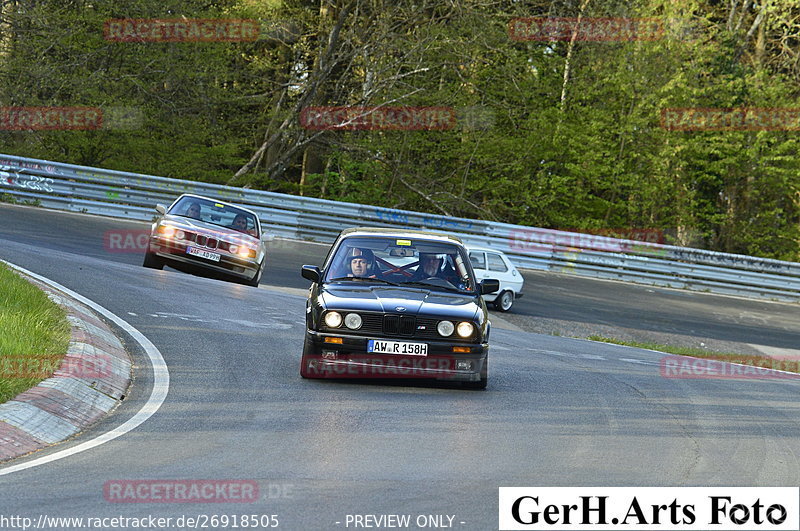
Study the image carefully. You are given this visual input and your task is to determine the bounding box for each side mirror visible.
[155,204,166,215]
[301,265,321,283]
[480,279,500,295]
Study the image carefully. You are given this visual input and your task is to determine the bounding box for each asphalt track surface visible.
[2,203,800,530]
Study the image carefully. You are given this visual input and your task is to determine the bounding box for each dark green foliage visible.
[0,0,798,259]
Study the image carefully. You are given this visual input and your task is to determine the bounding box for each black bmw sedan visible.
[300,227,499,389]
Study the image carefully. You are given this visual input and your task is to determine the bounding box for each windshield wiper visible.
[327,276,401,286]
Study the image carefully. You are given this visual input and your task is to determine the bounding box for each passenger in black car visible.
[411,252,460,286]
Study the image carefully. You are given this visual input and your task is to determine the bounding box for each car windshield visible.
[169,196,259,237]
[324,236,476,293]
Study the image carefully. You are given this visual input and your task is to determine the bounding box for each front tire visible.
[243,263,263,287]
[142,251,163,270]
[300,335,317,379]
[494,290,513,312]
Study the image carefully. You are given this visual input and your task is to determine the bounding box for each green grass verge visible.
[0,263,70,404]
[586,335,799,374]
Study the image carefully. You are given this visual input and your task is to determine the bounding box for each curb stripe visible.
[38,378,118,411]
[12,388,106,427]
[0,423,45,459]
[0,402,79,444]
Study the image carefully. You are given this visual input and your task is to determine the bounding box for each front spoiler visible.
[303,331,487,382]
[149,238,259,280]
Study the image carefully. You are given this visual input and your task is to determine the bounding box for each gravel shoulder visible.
[496,270,800,358]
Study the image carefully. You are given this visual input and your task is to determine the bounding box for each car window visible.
[469,251,486,270]
[324,236,476,292]
[487,253,508,272]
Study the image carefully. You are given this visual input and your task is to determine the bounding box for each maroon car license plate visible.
[368,340,428,356]
[186,246,221,262]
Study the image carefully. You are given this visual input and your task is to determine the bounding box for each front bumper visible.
[149,236,259,280]
[302,330,488,382]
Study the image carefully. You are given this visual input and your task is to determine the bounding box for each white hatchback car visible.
[467,247,524,311]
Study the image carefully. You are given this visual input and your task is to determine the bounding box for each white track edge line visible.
[0,260,170,476]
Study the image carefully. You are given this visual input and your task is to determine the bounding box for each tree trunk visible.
[299,146,325,196]
[560,0,592,113]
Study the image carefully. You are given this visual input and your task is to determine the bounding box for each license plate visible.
[368,339,428,356]
[186,246,220,262]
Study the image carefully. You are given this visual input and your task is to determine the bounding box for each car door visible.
[486,252,510,288]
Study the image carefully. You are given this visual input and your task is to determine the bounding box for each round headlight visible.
[229,244,239,254]
[344,313,362,330]
[324,311,342,328]
[175,230,185,240]
[437,320,454,337]
[456,321,474,338]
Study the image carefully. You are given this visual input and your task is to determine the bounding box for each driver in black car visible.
[343,247,379,278]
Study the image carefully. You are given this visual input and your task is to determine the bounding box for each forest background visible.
[1,0,799,259]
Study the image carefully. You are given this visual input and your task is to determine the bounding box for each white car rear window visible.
[487,253,508,272]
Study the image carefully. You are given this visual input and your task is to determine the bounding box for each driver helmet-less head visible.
[345,247,375,277]
[185,201,202,219]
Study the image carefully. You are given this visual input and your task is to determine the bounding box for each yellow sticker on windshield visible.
[396,239,411,246]
[214,203,224,208]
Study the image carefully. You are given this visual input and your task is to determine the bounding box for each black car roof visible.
[339,227,465,245]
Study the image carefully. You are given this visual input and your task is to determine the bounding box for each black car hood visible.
[320,284,480,321]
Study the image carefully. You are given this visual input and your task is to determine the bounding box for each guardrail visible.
[1,152,799,302]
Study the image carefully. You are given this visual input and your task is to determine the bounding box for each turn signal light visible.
[452,346,471,353]
[324,337,343,344]
[157,225,176,238]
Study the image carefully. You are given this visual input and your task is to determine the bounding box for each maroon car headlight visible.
[175,230,185,240]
